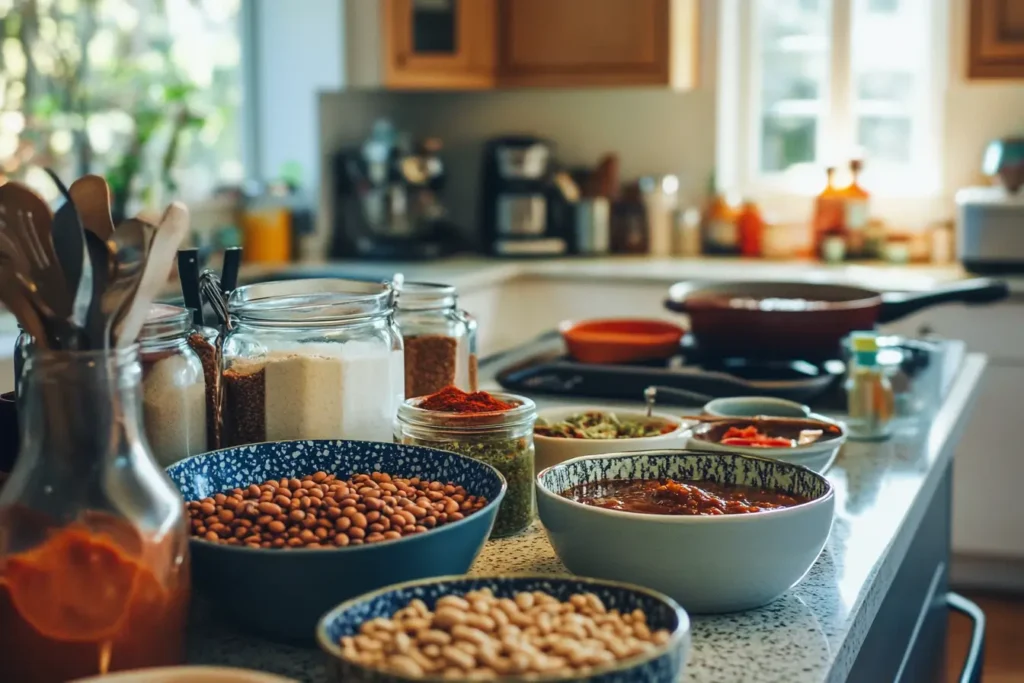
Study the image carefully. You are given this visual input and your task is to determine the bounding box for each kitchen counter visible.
[186,340,987,683]
[235,255,1012,294]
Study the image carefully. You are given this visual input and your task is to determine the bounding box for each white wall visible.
[254,0,343,192]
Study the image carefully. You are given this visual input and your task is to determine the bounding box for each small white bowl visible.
[534,406,691,474]
[685,416,847,474]
[71,667,298,683]
[702,396,811,419]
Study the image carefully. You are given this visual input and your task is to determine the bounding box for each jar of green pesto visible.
[395,390,536,538]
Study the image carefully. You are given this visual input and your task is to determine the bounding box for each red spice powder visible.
[418,385,514,414]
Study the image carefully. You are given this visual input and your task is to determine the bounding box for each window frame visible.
[716,0,949,214]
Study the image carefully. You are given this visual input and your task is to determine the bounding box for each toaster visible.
[957,186,1024,274]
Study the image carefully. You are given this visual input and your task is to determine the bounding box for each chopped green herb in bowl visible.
[535,411,678,439]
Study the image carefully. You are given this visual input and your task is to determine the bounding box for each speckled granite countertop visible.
[234,255,1014,294]
[186,347,986,682]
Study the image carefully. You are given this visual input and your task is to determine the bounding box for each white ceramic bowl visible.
[536,450,835,614]
[533,406,691,474]
[702,396,812,419]
[685,416,847,474]
[71,667,298,683]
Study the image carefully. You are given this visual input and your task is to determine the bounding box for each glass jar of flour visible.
[395,282,477,399]
[221,279,404,447]
[139,305,208,466]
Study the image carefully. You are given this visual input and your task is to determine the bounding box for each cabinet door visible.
[969,0,1024,78]
[497,0,684,87]
[951,363,1024,557]
[384,0,496,89]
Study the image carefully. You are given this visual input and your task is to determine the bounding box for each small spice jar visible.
[395,387,536,538]
[221,279,404,446]
[395,282,477,398]
[139,305,208,466]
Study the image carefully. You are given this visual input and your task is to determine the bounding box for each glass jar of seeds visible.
[395,282,477,398]
[395,388,536,538]
[221,279,404,447]
[138,305,208,466]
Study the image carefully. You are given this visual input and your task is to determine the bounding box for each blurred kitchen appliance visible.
[956,186,1024,274]
[571,198,611,255]
[332,119,462,260]
[480,136,572,256]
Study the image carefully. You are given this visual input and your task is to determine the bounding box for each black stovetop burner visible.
[494,333,936,411]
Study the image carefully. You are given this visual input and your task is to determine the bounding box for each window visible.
[0,0,243,213]
[718,0,946,202]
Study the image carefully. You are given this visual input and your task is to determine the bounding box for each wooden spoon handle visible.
[116,202,190,348]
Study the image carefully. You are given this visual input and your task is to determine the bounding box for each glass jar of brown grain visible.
[395,282,477,399]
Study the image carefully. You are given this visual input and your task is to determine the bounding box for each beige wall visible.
[943,0,1024,202]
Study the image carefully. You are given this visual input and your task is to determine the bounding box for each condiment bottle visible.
[737,200,765,257]
[812,166,843,253]
[702,192,739,255]
[395,388,537,538]
[841,159,870,258]
[845,333,895,440]
[0,348,191,682]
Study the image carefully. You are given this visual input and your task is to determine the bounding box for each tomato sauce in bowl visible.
[562,478,810,516]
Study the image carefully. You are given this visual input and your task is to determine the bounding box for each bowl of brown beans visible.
[317,574,690,682]
[166,439,506,643]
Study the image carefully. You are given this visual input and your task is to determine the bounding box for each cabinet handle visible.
[947,592,985,683]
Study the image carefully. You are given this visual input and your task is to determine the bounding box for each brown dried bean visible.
[185,471,487,549]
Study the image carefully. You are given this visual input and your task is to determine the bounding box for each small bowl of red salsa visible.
[685,416,847,474]
[536,449,834,614]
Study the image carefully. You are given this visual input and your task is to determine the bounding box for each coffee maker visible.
[480,136,571,256]
[332,120,462,260]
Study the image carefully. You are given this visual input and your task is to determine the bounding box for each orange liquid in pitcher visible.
[0,521,189,683]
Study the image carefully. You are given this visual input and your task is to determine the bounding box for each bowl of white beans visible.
[317,574,690,682]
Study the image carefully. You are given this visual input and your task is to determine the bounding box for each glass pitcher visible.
[0,348,191,683]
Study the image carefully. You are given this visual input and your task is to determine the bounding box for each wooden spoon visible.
[68,174,115,241]
[0,182,70,321]
[46,169,93,348]
[102,218,150,349]
[116,202,190,348]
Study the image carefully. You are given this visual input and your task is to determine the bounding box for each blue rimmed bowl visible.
[167,440,506,643]
[317,574,690,682]
[537,450,834,614]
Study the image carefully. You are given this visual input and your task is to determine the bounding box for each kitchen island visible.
[187,340,988,683]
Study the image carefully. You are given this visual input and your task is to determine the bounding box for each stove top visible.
[492,332,964,414]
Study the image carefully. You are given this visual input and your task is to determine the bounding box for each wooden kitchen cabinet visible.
[497,0,698,88]
[345,0,496,89]
[968,0,1024,79]
[384,0,496,89]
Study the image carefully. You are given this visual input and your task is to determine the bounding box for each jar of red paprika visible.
[395,386,536,538]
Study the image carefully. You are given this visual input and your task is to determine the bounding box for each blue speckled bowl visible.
[537,450,834,614]
[317,574,690,682]
[167,440,506,643]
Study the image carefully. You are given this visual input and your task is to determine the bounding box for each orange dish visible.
[560,319,686,364]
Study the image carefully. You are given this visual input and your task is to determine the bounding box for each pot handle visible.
[946,592,985,683]
[877,278,1008,323]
